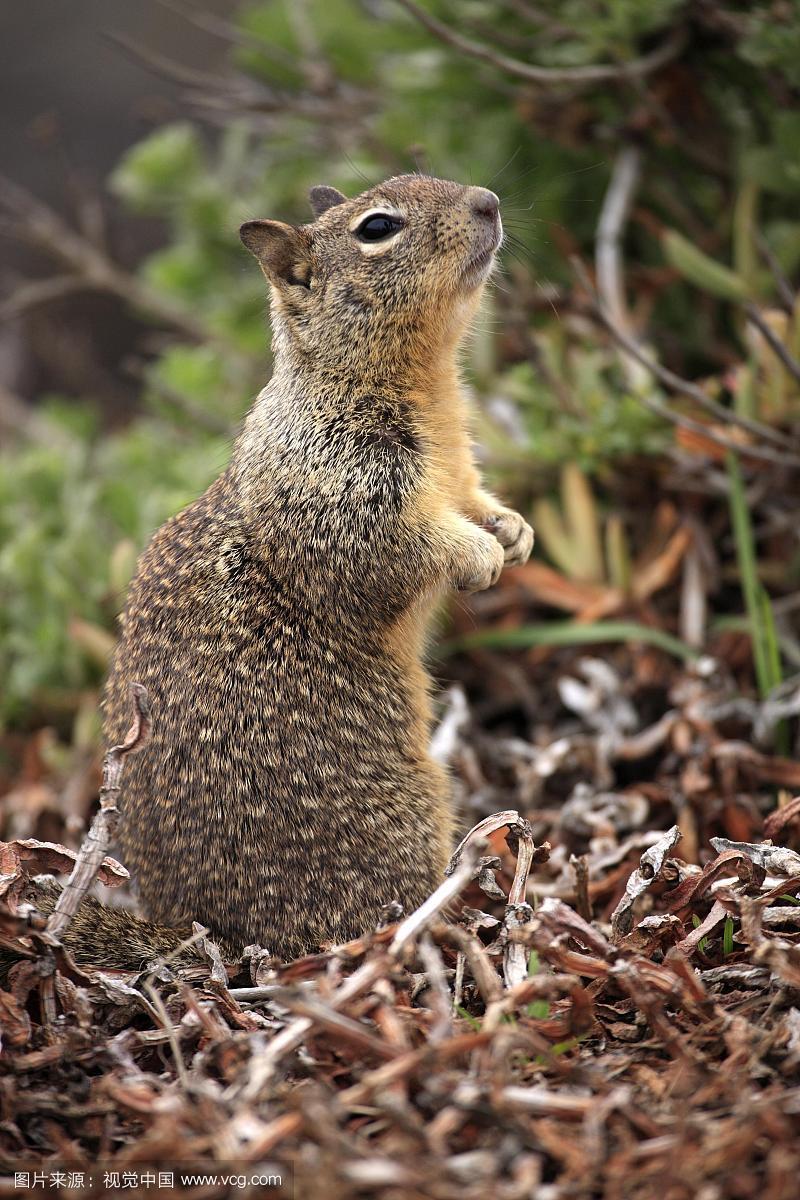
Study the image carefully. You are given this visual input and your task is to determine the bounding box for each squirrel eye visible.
[356,213,403,242]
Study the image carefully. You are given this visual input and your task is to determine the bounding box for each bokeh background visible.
[5,8,800,1189]
[1,0,799,789]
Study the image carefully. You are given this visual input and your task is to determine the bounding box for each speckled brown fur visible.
[66,176,534,968]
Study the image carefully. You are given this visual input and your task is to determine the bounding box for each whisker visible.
[500,160,607,208]
[342,152,371,187]
[486,145,523,188]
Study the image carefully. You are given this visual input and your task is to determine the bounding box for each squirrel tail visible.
[7,879,200,975]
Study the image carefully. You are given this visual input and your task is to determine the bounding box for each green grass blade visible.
[758,583,788,752]
[442,620,699,661]
[692,913,709,955]
[726,451,772,696]
[758,584,783,693]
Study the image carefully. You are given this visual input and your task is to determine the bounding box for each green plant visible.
[526,949,551,1019]
[725,451,783,700]
[0,412,228,722]
[443,620,699,662]
[692,914,710,955]
[3,0,800,724]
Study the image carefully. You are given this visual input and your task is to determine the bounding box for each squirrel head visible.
[240,175,502,385]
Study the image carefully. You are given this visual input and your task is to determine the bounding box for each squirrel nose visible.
[469,187,500,220]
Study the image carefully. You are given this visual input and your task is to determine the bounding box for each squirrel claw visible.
[483,510,534,567]
[454,534,505,593]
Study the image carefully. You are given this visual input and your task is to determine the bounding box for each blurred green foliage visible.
[0,415,229,722]
[2,0,800,723]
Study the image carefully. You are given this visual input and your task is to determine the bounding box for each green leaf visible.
[725,452,782,699]
[662,229,748,302]
[442,621,699,661]
[110,124,203,212]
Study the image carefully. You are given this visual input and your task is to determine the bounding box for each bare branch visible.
[286,0,335,93]
[595,145,642,385]
[745,303,800,386]
[507,819,537,905]
[0,174,246,356]
[572,258,800,469]
[437,922,503,1006]
[106,31,369,127]
[416,935,453,1041]
[395,0,686,86]
[46,684,151,940]
[570,854,592,923]
[0,275,87,323]
[152,0,296,61]
[754,230,797,314]
[446,809,521,874]
[236,838,484,1102]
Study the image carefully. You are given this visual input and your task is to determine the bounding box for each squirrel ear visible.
[308,185,347,218]
[240,220,312,288]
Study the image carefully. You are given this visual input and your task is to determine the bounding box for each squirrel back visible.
[49,176,534,969]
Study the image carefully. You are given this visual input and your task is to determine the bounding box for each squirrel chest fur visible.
[100,175,533,965]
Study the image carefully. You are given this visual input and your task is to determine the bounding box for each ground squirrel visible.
[61,175,534,968]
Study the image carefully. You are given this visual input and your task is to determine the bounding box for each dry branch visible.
[396,0,686,86]
[745,303,800,386]
[0,174,246,357]
[46,683,151,940]
[595,145,641,350]
[572,257,800,468]
[237,835,485,1102]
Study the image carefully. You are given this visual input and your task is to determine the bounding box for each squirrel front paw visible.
[452,531,505,593]
[482,509,534,568]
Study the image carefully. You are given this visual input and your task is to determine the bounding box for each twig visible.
[267,989,403,1060]
[389,843,482,955]
[609,824,681,940]
[395,0,686,86]
[437,924,503,1006]
[152,0,296,61]
[143,979,191,1090]
[46,684,151,940]
[137,922,211,978]
[105,30,244,91]
[572,258,800,468]
[452,947,466,1010]
[503,902,534,989]
[745,303,800,386]
[416,935,453,1042]
[286,0,335,93]
[448,812,542,991]
[498,1086,594,1118]
[595,146,648,392]
[227,985,282,1001]
[235,838,484,1102]
[596,146,641,337]
[680,539,707,649]
[0,174,244,356]
[106,31,369,128]
[570,854,592,923]
[577,255,798,450]
[0,275,87,322]
[507,820,537,905]
[446,809,520,874]
[754,230,797,314]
